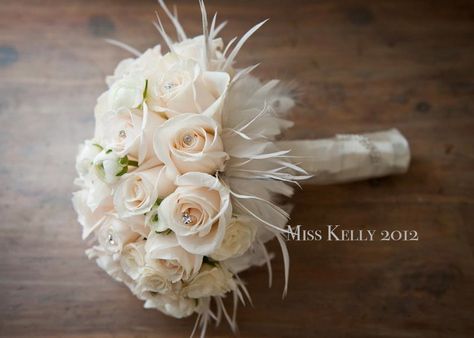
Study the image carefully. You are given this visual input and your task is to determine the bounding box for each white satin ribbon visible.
[277,128,410,184]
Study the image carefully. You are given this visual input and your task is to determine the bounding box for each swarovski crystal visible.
[163,82,176,91]
[182,212,193,225]
[183,134,194,146]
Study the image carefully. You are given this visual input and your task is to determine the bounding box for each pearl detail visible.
[183,134,194,146]
[107,233,116,246]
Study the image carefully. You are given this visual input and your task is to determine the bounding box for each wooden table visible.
[1,0,473,337]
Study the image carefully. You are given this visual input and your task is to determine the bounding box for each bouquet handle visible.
[277,129,410,184]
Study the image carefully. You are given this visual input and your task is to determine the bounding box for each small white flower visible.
[75,140,102,178]
[172,35,225,70]
[210,216,256,261]
[183,263,236,299]
[143,292,197,319]
[120,241,146,280]
[93,149,130,184]
[136,266,172,296]
[144,203,161,232]
[108,74,147,111]
[106,58,135,87]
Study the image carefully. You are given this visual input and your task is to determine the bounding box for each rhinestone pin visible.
[183,134,194,146]
[182,212,193,225]
[163,82,176,91]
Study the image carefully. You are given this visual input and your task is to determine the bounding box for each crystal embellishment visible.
[163,82,177,91]
[183,134,194,146]
[182,212,193,225]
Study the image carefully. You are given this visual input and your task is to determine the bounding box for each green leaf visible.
[155,229,172,235]
[105,149,113,154]
[116,166,128,177]
[142,79,148,99]
[119,156,129,166]
[128,160,139,167]
[203,256,218,267]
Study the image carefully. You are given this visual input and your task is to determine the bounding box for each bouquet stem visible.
[277,129,410,184]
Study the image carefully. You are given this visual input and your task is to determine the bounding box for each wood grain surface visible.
[1,0,473,337]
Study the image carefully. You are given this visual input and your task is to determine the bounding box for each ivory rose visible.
[156,172,231,255]
[95,108,166,163]
[146,53,230,119]
[86,247,132,284]
[106,45,163,87]
[120,240,146,280]
[183,264,236,299]
[97,215,142,255]
[113,165,175,218]
[72,189,113,239]
[172,36,225,70]
[145,232,203,282]
[210,216,256,261]
[153,113,228,179]
[136,266,172,296]
[106,58,135,87]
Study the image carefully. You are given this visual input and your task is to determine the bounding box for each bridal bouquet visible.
[73,1,410,336]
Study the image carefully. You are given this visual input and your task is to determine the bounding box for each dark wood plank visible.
[1,0,473,337]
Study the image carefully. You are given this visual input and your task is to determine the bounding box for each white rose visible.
[95,108,165,163]
[183,263,236,299]
[143,292,197,319]
[72,189,113,239]
[106,57,135,87]
[106,46,163,87]
[154,113,228,179]
[120,241,146,280]
[86,247,132,284]
[136,266,172,296]
[146,53,230,120]
[156,172,231,255]
[172,35,225,70]
[145,232,202,282]
[108,73,147,111]
[75,140,102,178]
[210,216,256,261]
[113,165,175,218]
[136,45,163,76]
[93,149,132,184]
[97,215,142,255]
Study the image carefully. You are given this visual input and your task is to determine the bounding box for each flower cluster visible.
[73,1,307,334]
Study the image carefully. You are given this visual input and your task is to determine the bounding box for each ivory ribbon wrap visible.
[277,128,410,184]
